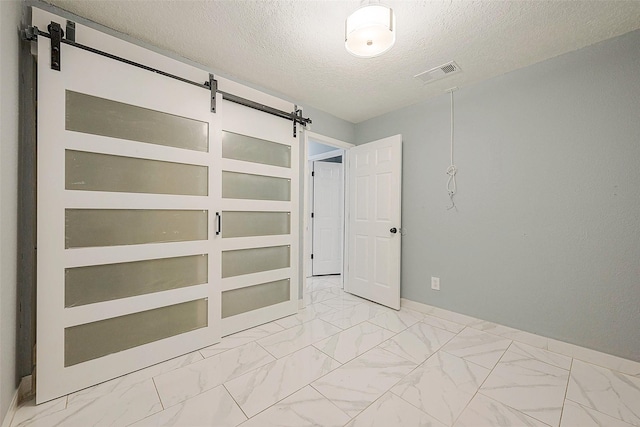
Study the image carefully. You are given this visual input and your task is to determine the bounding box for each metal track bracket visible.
[22,25,38,41]
[293,105,304,138]
[66,20,76,42]
[207,74,218,113]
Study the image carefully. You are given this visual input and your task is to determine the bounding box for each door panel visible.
[37,38,220,403]
[312,161,343,275]
[346,135,402,310]
[219,99,299,336]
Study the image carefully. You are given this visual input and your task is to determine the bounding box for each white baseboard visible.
[401,297,640,377]
[1,386,19,427]
[1,376,34,427]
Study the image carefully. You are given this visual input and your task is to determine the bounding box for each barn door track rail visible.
[23,21,312,137]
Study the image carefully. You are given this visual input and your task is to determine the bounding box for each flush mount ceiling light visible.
[345,4,396,58]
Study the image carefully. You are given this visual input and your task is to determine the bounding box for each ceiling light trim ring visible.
[345,4,396,59]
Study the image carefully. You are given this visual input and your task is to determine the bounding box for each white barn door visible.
[37,31,221,403]
[346,135,402,310]
[218,99,299,336]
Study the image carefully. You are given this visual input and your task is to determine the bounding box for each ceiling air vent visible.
[414,61,461,84]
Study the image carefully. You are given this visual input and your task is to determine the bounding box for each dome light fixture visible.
[345,4,396,58]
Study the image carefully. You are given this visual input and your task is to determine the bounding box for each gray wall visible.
[0,0,22,421]
[303,106,355,144]
[355,30,640,362]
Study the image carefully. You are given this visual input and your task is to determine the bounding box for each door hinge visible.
[311,171,315,177]
[311,212,314,218]
[311,254,314,260]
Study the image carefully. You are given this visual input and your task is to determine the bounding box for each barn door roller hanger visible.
[23,20,312,137]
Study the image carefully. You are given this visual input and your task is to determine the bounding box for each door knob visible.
[390,227,397,234]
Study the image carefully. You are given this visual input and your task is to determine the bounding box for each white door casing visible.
[312,161,343,275]
[346,135,402,310]
[302,132,354,290]
[36,32,221,403]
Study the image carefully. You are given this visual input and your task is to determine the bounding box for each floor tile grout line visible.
[231,346,343,421]
[377,324,457,366]
[408,303,640,377]
[449,340,515,427]
[557,357,574,427]
[368,315,421,335]
[466,393,556,427]
[199,322,286,359]
[256,319,345,359]
[562,396,635,426]
[560,353,640,378]
[389,385,453,427]
[314,323,402,365]
[472,340,568,427]
[314,349,424,424]
[309,343,408,391]
[254,339,280,359]
[419,315,466,334]
[389,324,467,381]
[221,383,250,422]
[151,377,165,411]
[308,384,353,423]
[154,343,278,412]
[508,343,573,372]
[474,389,563,427]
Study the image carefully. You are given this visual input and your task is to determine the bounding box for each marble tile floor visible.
[9,274,640,427]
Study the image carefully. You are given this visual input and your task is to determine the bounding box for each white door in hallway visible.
[346,135,402,310]
[312,161,343,275]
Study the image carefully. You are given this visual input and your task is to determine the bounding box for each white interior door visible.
[36,33,220,402]
[346,135,402,310]
[312,161,343,275]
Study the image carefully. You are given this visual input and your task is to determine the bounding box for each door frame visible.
[302,131,354,307]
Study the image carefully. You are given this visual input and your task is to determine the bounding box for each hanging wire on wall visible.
[446,88,458,211]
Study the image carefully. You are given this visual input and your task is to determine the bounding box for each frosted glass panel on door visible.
[66,91,209,152]
[222,211,290,238]
[222,131,290,168]
[65,209,208,248]
[222,279,290,318]
[65,255,208,307]
[222,171,290,201]
[65,299,208,366]
[222,246,290,278]
[66,150,208,196]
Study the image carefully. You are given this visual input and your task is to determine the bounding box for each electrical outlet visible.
[431,277,440,291]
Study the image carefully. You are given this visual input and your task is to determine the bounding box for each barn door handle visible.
[216,212,221,235]
[390,227,397,234]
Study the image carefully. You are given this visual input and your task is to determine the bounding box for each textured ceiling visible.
[43,0,640,123]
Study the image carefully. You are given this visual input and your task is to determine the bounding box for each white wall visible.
[356,29,640,362]
[0,0,22,421]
